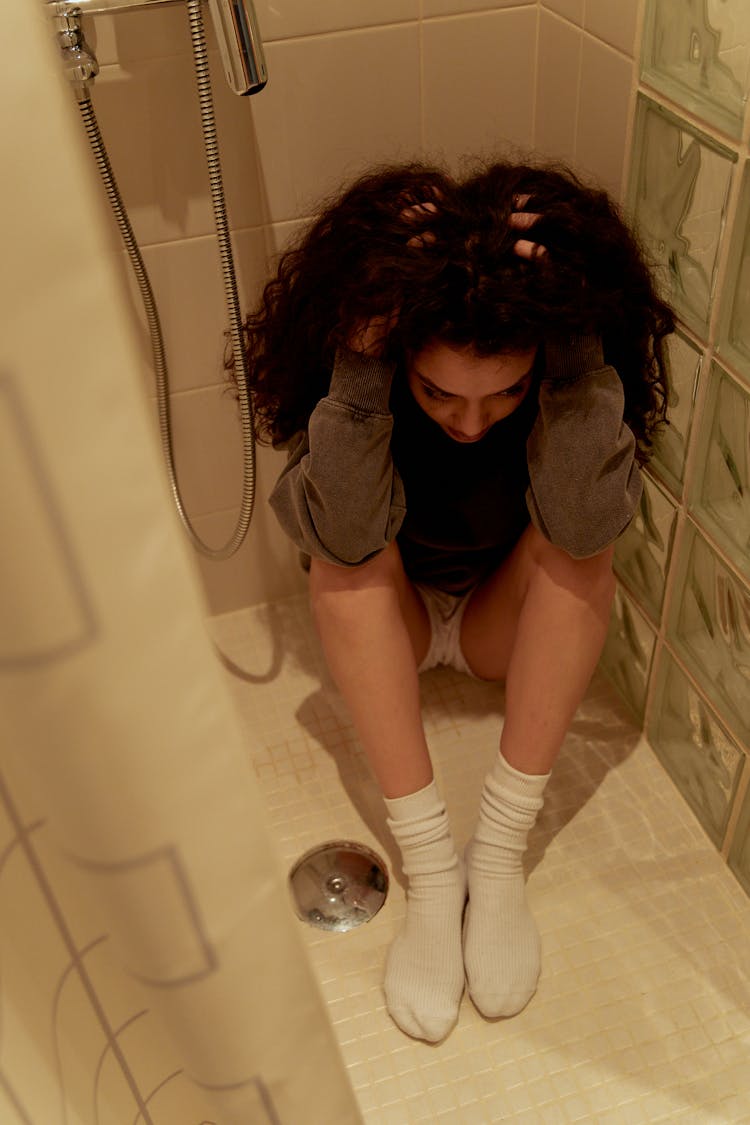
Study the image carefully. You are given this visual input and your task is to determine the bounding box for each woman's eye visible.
[494,385,525,399]
[423,385,450,401]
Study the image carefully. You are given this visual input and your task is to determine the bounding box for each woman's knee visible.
[309,540,404,599]
[524,524,616,603]
[308,543,412,636]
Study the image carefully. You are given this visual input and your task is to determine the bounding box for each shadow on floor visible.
[296,666,643,890]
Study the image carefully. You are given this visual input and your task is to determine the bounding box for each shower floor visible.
[211,594,750,1125]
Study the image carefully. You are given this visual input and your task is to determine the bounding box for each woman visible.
[238,159,673,1043]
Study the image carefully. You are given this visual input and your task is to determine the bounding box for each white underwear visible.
[414,584,477,678]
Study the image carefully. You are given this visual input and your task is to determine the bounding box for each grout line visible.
[722,753,750,860]
[619,0,648,201]
[656,634,749,755]
[637,79,745,154]
[225,20,422,50]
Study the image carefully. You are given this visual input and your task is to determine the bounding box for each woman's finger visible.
[407,231,437,248]
[401,201,439,221]
[509,210,541,231]
[403,200,438,248]
[513,239,547,260]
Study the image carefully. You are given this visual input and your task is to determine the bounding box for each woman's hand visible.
[510,194,546,259]
[346,198,439,357]
[347,311,399,359]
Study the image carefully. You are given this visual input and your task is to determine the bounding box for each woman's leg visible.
[459,524,616,1018]
[461,523,616,774]
[309,541,432,798]
[309,542,466,1042]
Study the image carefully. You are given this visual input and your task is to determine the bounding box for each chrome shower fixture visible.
[207,0,267,96]
[48,0,267,96]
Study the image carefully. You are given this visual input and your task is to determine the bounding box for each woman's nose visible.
[453,401,486,437]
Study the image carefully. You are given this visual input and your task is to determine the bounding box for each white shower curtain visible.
[0,5,361,1123]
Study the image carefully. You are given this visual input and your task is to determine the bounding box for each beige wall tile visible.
[165,384,246,517]
[540,0,584,25]
[424,0,533,15]
[265,219,311,262]
[576,36,634,198]
[536,10,581,165]
[584,0,639,57]
[89,6,193,68]
[233,224,278,309]
[123,228,267,397]
[250,26,421,223]
[422,10,537,165]
[90,51,265,248]
[254,0,418,41]
[193,448,308,613]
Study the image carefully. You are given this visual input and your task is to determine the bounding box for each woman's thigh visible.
[309,540,432,668]
[459,526,541,681]
[459,524,615,682]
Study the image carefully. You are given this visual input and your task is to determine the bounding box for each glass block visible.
[641,0,750,139]
[668,523,750,743]
[600,586,657,721]
[689,362,750,583]
[717,161,750,381]
[729,775,750,897]
[627,96,736,338]
[648,648,744,847]
[614,471,678,624]
[649,330,702,498]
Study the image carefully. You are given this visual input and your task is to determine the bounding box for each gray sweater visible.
[269,336,642,592]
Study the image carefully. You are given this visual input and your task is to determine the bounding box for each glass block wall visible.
[599,0,750,897]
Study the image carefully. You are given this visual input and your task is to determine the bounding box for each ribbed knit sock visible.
[463,751,550,1018]
[384,780,467,1042]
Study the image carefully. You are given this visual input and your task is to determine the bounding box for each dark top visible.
[389,371,538,592]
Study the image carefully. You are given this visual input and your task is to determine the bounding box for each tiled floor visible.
[211,595,750,1125]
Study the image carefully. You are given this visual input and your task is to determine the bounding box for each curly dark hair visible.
[237,158,674,460]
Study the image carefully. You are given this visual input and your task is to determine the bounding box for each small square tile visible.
[209,596,750,1125]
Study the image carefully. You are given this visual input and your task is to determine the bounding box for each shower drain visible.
[288,841,388,932]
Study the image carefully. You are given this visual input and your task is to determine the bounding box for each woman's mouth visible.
[445,426,490,443]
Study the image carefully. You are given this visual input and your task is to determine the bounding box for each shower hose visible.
[76,0,256,560]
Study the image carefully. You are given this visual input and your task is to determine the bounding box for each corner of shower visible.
[47,0,268,561]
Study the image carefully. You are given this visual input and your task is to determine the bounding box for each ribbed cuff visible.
[543,334,605,382]
[491,751,551,796]
[328,346,396,413]
[384,778,441,822]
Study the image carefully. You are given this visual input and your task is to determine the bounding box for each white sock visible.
[384,780,467,1042]
[463,751,549,1018]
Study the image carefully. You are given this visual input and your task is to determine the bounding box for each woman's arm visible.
[269,347,406,566]
[525,335,642,558]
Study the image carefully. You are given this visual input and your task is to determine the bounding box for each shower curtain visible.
[0,5,361,1123]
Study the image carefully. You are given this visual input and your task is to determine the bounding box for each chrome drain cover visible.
[288,841,388,932]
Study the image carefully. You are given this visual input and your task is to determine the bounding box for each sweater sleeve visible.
[525,335,642,558]
[268,347,407,566]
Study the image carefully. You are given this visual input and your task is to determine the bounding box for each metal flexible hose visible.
[76,0,256,560]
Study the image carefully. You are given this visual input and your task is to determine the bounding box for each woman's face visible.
[407,341,538,443]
